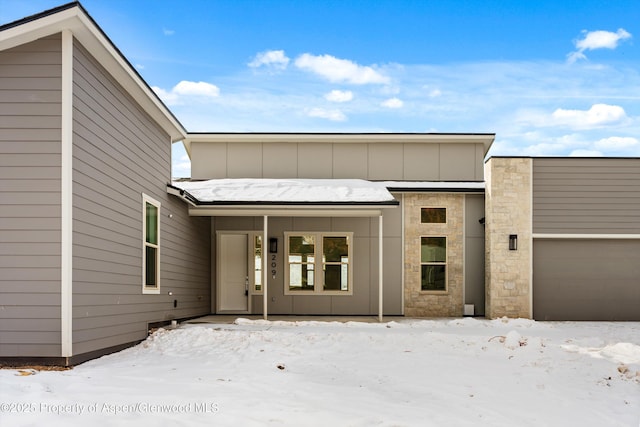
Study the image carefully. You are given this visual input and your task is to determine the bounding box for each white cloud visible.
[294,53,390,85]
[551,104,627,128]
[153,81,220,106]
[173,81,220,97]
[163,28,175,36]
[152,86,179,105]
[248,50,290,70]
[568,28,631,63]
[381,97,403,108]
[593,136,639,150]
[324,90,353,103]
[307,108,347,121]
[135,63,144,70]
[422,85,442,98]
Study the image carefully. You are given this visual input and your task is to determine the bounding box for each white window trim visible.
[420,236,447,293]
[142,193,161,294]
[284,231,354,296]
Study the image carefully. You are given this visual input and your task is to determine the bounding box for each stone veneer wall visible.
[404,194,464,317]
[484,158,532,318]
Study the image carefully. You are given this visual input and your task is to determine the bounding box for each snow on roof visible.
[172,179,397,204]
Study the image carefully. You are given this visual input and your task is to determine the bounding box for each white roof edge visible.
[0,5,186,142]
[382,181,485,190]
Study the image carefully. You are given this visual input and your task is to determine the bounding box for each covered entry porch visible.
[168,179,400,321]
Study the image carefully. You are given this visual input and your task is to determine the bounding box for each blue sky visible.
[2,0,639,177]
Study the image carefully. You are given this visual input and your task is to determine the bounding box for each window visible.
[143,194,160,294]
[421,208,446,223]
[323,236,350,291]
[253,234,262,292]
[288,235,316,291]
[421,237,446,291]
[285,232,352,295]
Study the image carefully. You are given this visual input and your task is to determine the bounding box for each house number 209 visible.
[271,254,277,278]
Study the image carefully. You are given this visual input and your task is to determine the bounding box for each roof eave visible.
[167,183,399,216]
[187,205,396,217]
[0,3,186,142]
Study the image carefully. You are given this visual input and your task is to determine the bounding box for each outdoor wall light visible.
[509,234,518,251]
[269,237,278,253]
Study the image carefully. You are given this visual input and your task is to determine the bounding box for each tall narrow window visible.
[288,235,315,291]
[143,194,160,294]
[421,237,446,291]
[254,235,262,292]
[323,236,349,291]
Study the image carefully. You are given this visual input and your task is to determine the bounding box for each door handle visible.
[245,276,249,296]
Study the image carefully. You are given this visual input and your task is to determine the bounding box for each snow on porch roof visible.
[169,178,399,206]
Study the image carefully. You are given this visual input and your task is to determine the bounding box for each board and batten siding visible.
[71,40,210,357]
[213,207,403,316]
[533,158,640,234]
[0,35,63,358]
[191,141,486,182]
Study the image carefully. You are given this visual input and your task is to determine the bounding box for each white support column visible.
[263,215,268,320]
[378,214,383,322]
[61,30,74,358]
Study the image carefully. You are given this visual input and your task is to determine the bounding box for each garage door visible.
[533,239,640,320]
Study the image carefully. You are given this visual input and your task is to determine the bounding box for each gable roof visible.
[0,2,186,142]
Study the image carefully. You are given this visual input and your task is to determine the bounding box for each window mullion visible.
[316,233,321,293]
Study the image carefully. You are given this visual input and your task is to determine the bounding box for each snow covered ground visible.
[1,317,639,426]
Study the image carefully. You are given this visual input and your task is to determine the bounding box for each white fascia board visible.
[0,7,186,142]
[533,233,640,239]
[382,181,485,191]
[71,13,186,142]
[0,8,79,50]
[188,207,389,217]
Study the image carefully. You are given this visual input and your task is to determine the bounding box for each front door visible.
[218,233,249,312]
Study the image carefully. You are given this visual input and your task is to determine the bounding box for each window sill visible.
[284,291,354,296]
[419,290,449,295]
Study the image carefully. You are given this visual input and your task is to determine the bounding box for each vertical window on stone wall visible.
[421,208,446,223]
[421,237,446,291]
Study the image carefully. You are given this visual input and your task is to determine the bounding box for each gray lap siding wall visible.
[71,40,210,356]
[0,35,62,358]
[533,158,640,234]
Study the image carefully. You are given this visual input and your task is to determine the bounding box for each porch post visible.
[378,214,383,322]
[263,215,268,320]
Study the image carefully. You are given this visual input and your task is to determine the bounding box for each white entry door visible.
[218,233,249,312]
